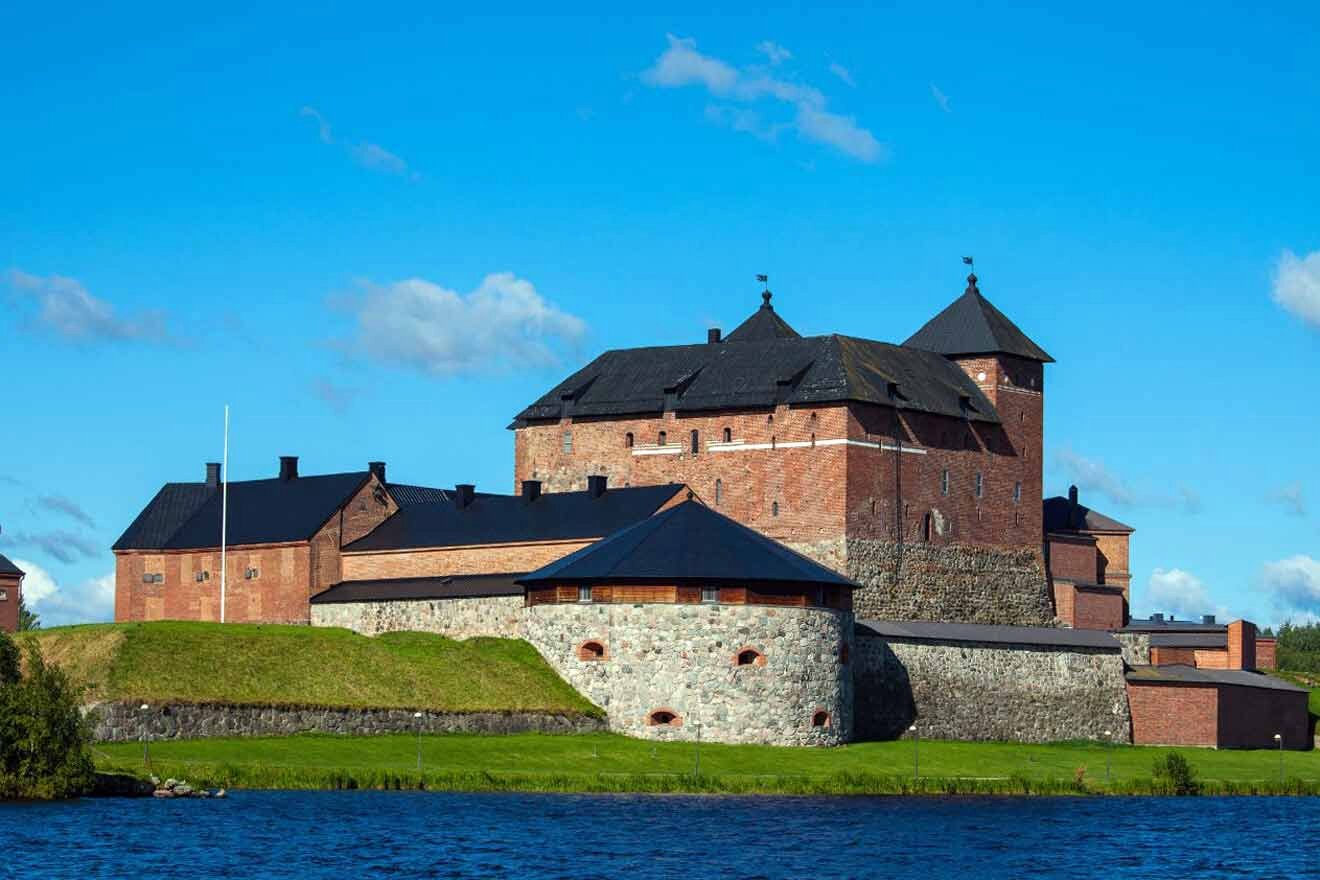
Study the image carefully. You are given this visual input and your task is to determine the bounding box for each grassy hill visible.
[17,622,598,716]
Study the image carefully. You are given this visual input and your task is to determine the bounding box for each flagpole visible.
[220,404,229,624]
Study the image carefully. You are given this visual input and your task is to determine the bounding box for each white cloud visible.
[1055,446,1200,513]
[1145,568,1226,620]
[336,272,586,376]
[12,559,114,628]
[756,40,792,65]
[0,529,101,564]
[1273,249,1320,329]
[4,269,169,344]
[641,34,883,163]
[930,83,951,112]
[828,62,855,87]
[1267,482,1307,517]
[1261,555,1320,615]
[301,105,420,180]
[310,377,362,414]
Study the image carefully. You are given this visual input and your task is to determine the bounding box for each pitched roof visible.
[345,484,687,552]
[112,483,218,551]
[517,500,856,588]
[904,275,1054,363]
[1149,632,1227,649]
[1121,616,1224,634]
[0,553,23,577]
[1043,496,1135,534]
[857,619,1120,651]
[513,332,1001,425]
[311,573,524,604]
[387,483,450,507]
[1126,665,1307,693]
[724,291,801,342]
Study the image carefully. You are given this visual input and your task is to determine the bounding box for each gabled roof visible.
[724,291,801,342]
[0,553,23,577]
[1043,496,1134,534]
[513,333,1001,425]
[904,275,1054,363]
[1126,665,1306,693]
[312,573,525,604]
[345,484,687,552]
[518,500,856,588]
[1150,632,1227,649]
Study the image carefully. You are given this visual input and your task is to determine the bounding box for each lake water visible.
[3,791,1315,879]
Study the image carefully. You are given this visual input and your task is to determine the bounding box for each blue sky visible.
[2,2,1318,627]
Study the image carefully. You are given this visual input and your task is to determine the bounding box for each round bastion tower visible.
[518,500,855,747]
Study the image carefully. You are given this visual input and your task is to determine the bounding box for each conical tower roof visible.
[904,274,1053,362]
[725,290,801,342]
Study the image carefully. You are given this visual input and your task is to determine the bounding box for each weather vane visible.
[756,273,769,290]
[962,256,974,270]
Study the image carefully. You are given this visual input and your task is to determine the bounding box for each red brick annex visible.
[0,553,25,634]
[112,274,1312,750]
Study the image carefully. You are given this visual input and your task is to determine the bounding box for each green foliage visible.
[17,596,40,631]
[0,640,95,800]
[0,630,19,686]
[1276,620,1320,673]
[1151,752,1201,795]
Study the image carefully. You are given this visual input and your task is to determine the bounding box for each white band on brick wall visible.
[680,438,927,455]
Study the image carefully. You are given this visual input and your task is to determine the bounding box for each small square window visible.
[0,589,7,602]
[577,585,592,603]
[701,586,719,604]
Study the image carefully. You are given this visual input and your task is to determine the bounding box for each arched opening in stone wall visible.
[735,647,766,667]
[577,640,607,661]
[647,709,682,727]
[812,710,831,728]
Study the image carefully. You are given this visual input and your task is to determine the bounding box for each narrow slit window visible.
[715,478,723,506]
[772,500,779,517]
[658,430,667,446]
[625,432,634,448]
[940,469,949,496]
[690,430,699,454]
[1013,481,1022,503]
[975,472,984,499]
[562,431,573,453]
[723,427,732,443]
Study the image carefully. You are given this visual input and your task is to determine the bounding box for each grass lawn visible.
[19,622,597,715]
[93,732,1320,796]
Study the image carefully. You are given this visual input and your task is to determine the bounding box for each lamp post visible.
[414,712,424,773]
[1104,730,1113,785]
[140,704,151,770]
[909,724,919,782]
[1274,733,1283,784]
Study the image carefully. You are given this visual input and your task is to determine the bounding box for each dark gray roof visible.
[513,333,1000,425]
[724,292,801,342]
[1043,496,1134,533]
[904,275,1054,363]
[311,573,524,604]
[387,483,450,507]
[1126,665,1308,693]
[113,483,216,551]
[518,500,856,588]
[0,553,23,577]
[1121,616,1226,634]
[857,619,1120,651]
[346,484,686,552]
[1150,633,1228,649]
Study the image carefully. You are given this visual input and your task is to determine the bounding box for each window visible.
[625,432,634,448]
[812,710,831,728]
[658,430,667,446]
[772,500,779,517]
[975,472,984,499]
[647,709,681,727]
[735,647,766,667]
[577,641,607,661]
[245,568,259,580]
[715,478,723,506]
[771,435,776,450]
[195,571,204,583]
[1013,481,1022,504]
[0,589,7,602]
[810,432,816,447]
[690,430,699,454]
[723,427,732,443]
[562,431,573,453]
[143,573,163,584]
[767,414,774,424]
[940,469,949,496]
[577,585,593,603]
[921,513,932,543]
[701,586,719,604]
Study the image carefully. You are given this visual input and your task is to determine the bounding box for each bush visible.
[1152,752,1201,796]
[0,633,95,800]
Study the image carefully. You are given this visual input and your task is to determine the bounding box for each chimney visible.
[522,480,542,502]
[279,456,299,481]
[707,327,722,344]
[454,484,475,509]
[1202,614,1216,625]
[1067,485,1080,528]
[1227,620,1257,670]
[205,462,221,488]
[1151,613,1164,622]
[587,475,607,498]
[368,461,386,483]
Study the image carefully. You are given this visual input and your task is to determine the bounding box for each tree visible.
[0,633,95,799]
[17,595,39,631]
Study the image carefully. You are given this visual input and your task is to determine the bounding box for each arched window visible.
[690,430,699,454]
[812,710,831,728]
[647,709,682,727]
[723,427,732,443]
[735,647,766,667]
[771,500,779,517]
[767,414,774,424]
[577,640,607,661]
[771,435,776,450]
[715,478,723,505]
[625,432,634,448]
[658,430,667,446]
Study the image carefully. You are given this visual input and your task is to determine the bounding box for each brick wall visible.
[1046,534,1099,583]
[1257,638,1277,670]
[1093,533,1131,596]
[1127,682,1219,747]
[0,573,20,633]
[1228,620,1257,670]
[1064,583,1125,630]
[342,540,595,581]
[1149,646,1198,666]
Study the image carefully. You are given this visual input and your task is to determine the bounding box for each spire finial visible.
[756,273,772,308]
[962,256,977,294]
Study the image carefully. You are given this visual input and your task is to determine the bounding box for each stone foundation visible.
[1113,632,1151,666]
[853,633,1130,742]
[523,603,852,746]
[310,596,523,639]
[88,701,603,743]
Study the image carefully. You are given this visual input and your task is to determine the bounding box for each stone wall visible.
[853,633,1130,743]
[1113,632,1150,666]
[523,602,852,746]
[311,596,523,639]
[88,701,603,743]
[844,539,1055,626]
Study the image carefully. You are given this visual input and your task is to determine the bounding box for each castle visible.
[112,275,1309,750]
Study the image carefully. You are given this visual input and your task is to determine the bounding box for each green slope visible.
[18,622,598,715]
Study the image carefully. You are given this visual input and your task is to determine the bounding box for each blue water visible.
[3,791,1316,879]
